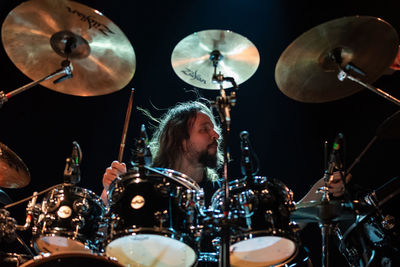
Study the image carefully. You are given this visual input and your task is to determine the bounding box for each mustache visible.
[208,140,218,148]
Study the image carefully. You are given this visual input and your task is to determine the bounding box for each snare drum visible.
[20,252,123,267]
[32,184,106,253]
[105,167,204,267]
[211,176,299,267]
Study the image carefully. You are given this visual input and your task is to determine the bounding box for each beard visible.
[198,146,218,168]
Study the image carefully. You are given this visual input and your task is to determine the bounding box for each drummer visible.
[101,100,223,205]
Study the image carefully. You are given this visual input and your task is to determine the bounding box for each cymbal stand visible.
[210,49,238,267]
[337,64,400,106]
[317,139,340,267]
[0,59,73,108]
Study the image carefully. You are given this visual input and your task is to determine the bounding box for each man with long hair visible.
[101,100,223,203]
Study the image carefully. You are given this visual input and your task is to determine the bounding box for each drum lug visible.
[154,210,169,228]
[381,214,395,230]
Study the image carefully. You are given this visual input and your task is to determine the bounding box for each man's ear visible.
[182,139,188,152]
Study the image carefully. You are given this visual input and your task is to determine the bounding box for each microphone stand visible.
[328,49,400,106]
[210,49,238,267]
[0,60,73,108]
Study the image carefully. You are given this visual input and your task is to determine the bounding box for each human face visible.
[183,111,220,167]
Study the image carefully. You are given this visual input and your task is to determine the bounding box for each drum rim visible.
[211,176,293,209]
[117,167,201,191]
[45,184,106,212]
[107,226,197,246]
[19,252,124,267]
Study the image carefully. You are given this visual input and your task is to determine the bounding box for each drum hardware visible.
[1,0,136,97]
[275,16,399,103]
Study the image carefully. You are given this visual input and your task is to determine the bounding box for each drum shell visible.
[210,176,300,266]
[104,169,204,267]
[32,184,106,253]
[106,170,204,238]
[211,176,297,237]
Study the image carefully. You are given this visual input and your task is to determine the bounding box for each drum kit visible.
[0,0,400,266]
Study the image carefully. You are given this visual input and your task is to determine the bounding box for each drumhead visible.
[20,252,123,267]
[34,236,90,253]
[230,236,297,267]
[106,234,196,267]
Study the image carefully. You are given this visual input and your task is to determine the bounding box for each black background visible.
[0,0,399,265]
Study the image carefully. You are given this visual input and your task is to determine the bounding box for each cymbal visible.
[0,143,30,188]
[291,200,373,223]
[171,29,260,89]
[1,0,135,96]
[275,16,399,103]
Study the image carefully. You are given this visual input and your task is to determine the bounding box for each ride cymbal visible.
[275,16,399,103]
[0,142,30,188]
[2,0,136,96]
[171,29,260,89]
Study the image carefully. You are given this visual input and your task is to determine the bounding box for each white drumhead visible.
[106,234,196,267]
[230,236,296,267]
[35,236,90,253]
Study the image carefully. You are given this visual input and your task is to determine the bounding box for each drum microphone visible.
[240,131,254,180]
[64,141,82,184]
[324,133,344,182]
[137,124,152,167]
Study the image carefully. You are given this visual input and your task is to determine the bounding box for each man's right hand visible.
[102,161,127,191]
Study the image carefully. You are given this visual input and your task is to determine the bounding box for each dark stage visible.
[0,0,399,266]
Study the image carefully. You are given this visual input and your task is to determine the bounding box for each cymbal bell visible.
[291,200,374,223]
[0,142,30,188]
[275,16,399,103]
[171,29,260,90]
[1,0,136,96]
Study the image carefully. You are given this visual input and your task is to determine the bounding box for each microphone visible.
[137,124,152,167]
[72,141,82,166]
[240,130,254,181]
[64,141,82,184]
[324,133,344,182]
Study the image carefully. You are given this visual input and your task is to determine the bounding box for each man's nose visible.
[211,129,220,140]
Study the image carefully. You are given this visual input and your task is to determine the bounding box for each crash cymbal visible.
[0,143,30,188]
[171,29,260,89]
[1,0,135,96]
[291,200,373,223]
[275,16,399,103]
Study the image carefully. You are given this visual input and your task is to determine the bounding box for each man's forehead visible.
[195,111,213,124]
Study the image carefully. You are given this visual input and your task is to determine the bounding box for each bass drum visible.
[19,252,124,267]
[32,184,106,253]
[105,167,205,267]
[211,176,299,267]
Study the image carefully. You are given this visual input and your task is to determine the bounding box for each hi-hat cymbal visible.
[291,200,374,223]
[275,16,399,103]
[0,143,30,188]
[2,0,136,96]
[171,29,260,90]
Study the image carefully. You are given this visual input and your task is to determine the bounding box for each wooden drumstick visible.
[118,88,135,162]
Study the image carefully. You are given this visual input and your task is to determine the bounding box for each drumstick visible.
[118,88,135,162]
